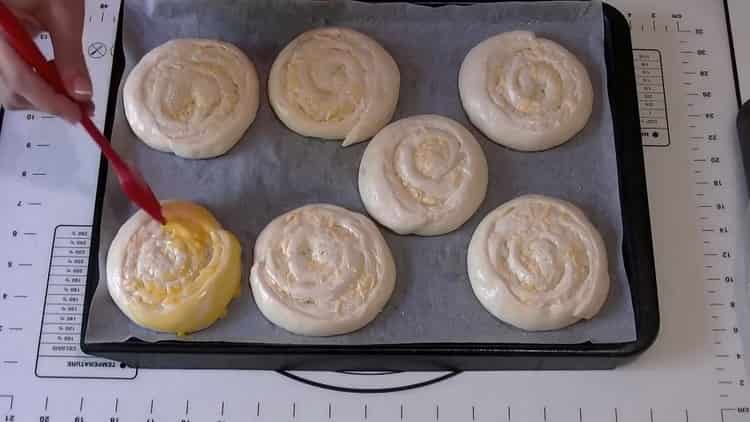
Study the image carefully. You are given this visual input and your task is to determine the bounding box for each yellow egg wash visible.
[107,201,242,335]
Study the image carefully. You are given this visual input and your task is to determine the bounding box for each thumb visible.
[40,1,92,102]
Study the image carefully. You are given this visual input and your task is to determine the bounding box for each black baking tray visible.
[80,1,660,371]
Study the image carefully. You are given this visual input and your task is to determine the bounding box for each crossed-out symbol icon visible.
[87,42,107,59]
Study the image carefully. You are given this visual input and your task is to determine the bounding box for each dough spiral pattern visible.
[467,195,610,331]
[459,31,593,151]
[359,115,488,236]
[107,201,242,334]
[124,39,259,159]
[250,204,396,336]
[269,27,400,146]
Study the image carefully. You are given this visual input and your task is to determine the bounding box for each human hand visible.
[0,0,91,122]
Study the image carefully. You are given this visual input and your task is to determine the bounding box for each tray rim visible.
[79,0,661,370]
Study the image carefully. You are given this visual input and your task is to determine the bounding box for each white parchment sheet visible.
[86,0,638,345]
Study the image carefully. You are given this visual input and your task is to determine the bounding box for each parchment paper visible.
[86,0,637,345]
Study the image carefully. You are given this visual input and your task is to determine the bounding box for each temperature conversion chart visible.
[2,0,750,421]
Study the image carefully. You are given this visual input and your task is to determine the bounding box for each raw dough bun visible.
[250,204,396,336]
[268,27,400,146]
[123,39,259,159]
[459,31,593,151]
[467,195,609,331]
[106,201,242,335]
[359,115,488,236]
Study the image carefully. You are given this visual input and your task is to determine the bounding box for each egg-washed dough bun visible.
[358,115,488,236]
[250,204,396,336]
[123,39,259,159]
[459,31,593,151]
[268,27,400,147]
[106,201,242,335]
[467,195,610,331]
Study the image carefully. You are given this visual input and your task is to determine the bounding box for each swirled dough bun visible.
[459,31,593,151]
[250,204,396,336]
[106,201,242,335]
[467,195,609,331]
[359,115,488,236]
[268,27,400,146]
[123,39,259,159]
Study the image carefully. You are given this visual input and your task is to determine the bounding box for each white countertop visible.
[1,1,749,421]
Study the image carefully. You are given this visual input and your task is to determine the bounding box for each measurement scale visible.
[1,0,749,420]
